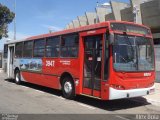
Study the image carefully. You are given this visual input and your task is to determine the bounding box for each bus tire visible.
[15,70,21,85]
[62,76,75,99]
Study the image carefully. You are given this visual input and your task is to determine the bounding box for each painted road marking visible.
[77,103,96,110]
[116,115,130,120]
[58,97,65,100]
[35,90,46,94]
[20,86,29,89]
[34,89,65,100]
[50,94,65,100]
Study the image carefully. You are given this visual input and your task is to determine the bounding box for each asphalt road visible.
[0,73,160,120]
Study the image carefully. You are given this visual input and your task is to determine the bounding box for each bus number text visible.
[46,60,55,67]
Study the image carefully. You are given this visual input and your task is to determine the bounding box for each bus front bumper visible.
[109,85,155,100]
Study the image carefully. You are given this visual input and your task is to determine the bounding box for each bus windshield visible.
[113,34,154,72]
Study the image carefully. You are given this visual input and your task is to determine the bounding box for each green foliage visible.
[0,3,15,39]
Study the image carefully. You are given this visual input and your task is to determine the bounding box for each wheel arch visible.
[14,67,20,76]
[60,72,75,89]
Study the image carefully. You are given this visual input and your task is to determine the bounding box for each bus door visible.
[8,45,14,78]
[83,35,103,98]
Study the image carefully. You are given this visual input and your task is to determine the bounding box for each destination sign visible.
[110,23,151,35]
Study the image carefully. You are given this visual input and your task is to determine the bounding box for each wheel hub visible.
[64,81,72,94]
[16,74,19,82]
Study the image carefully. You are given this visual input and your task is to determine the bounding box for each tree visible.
[0,3,15,39]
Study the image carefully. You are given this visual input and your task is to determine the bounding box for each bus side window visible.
[23,41,33,58]
[3,45,8,58]
[46,36,60,57]
[60,34,79,58]
[15,42,23,58]
[33,39,45,58]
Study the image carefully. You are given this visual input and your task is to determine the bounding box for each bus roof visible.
[26,21,109,40]
[5,21,150,44]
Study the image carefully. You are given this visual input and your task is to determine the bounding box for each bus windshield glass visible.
[113,34,154,72]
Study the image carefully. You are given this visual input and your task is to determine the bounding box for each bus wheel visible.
[62,77,75,99]
[15,70,21,85]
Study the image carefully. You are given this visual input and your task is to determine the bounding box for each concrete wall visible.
[96,7,108,22]
[155,45,160,71]
[65,24,70,29]
[72,20,80,28]
[154,45,160,82]
[105,13,115,21]
[110,1,129,21]
[141,0,160,32]
[130,0,147,24]
[85,12,97,25]
[153,33,160,39]
[69,22,74,29]
[121,7,134,22]
[78,16,87,26]
[118,0,146,23]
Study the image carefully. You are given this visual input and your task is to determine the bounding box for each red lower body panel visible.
[21,72,60,89]
[82,88,100,98]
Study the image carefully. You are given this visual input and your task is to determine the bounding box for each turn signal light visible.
[111,84,125,90]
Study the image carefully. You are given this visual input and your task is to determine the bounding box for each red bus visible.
[3,21,155,100]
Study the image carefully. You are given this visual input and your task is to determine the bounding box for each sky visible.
[0,0,129,50]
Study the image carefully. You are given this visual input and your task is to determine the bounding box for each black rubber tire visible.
[15,70,21,85]
[62,76,75,99]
